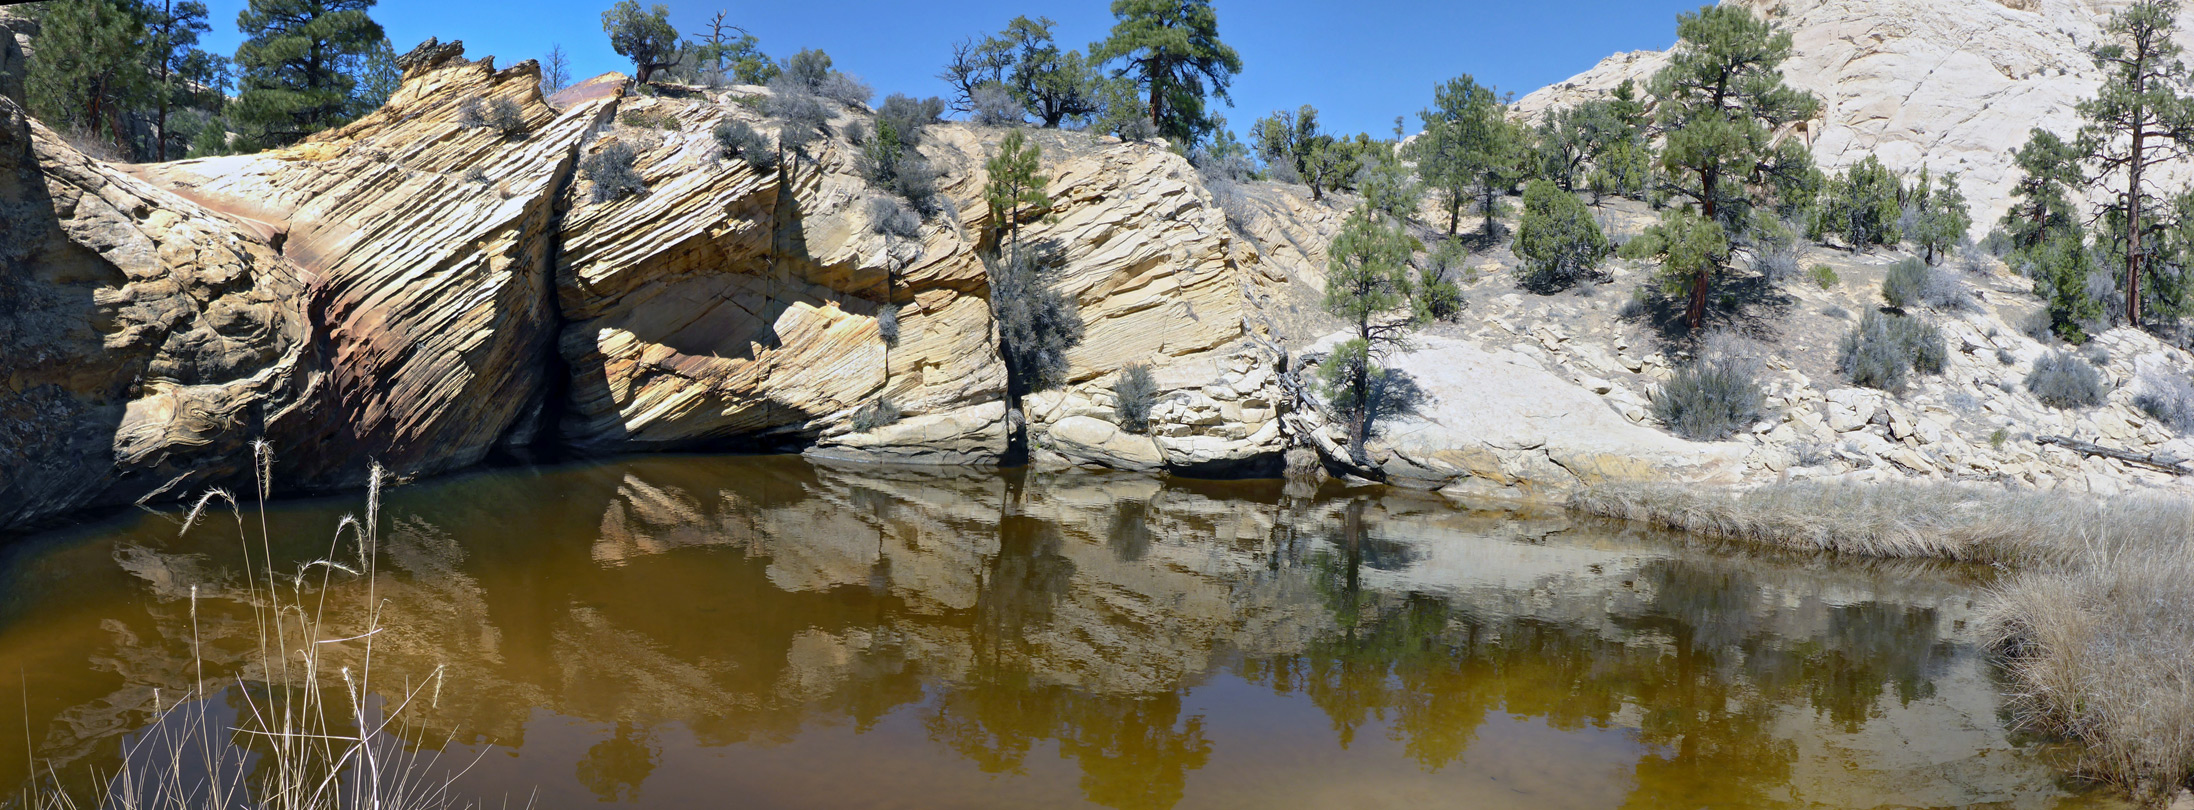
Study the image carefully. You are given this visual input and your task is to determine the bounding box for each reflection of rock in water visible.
[1,456,2082,809]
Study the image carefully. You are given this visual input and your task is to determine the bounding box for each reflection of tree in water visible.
[922,685,1211,810]
[1750,601,1948,733]
[920,489,1211,810]
[974,515,1076,665]
[576,721,659,803]
[1232,502,1970,807]
[1107,500,1154,563]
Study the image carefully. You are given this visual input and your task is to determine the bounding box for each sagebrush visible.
[583,140,644,203]
[1651,335,1765,441]
[1113,363,1159,433]
[2026,349,2105,409]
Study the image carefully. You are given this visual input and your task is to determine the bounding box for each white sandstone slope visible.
[1514,0,2194,223]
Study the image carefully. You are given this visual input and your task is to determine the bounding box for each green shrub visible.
[1113,362,1159,433]
[1838,310,1945,393]
[2026,350,2105,409]
[851,396,901,432]
[1512,179,1611,293]
[1811,154,1903,250]
[855,108,941,214]
[1651,340,1766,441]
[1990,427,2009,449]
[1809,264,1838,289]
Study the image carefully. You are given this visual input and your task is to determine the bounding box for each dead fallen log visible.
[2036,435,2192,476]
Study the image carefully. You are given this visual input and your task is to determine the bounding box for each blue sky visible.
[197,0,1708,138]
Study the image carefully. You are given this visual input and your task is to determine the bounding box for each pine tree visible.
[1909,169,1972,265]
[981,131,1080,405]
[1620,207,1731,311]
[1356,143,1420,223]
[1514,179,1612,292]
[600,0,678,86]
[2076,0,2194,328]
[145,0,213,160]
[1410,73,1523,237]
[229,0,384,150]
[1088,0,1242,145]
[345,36,397,116]
[1649,4,1820,329]
[2035,226,2104,343]
[24,0,154,151]
[984,129,1051,255]
[1321,205,1422,461]
[2002,128,2084,254]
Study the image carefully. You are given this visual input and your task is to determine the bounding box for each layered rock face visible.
[0,41,1302,529]
[1514,0,2194,223]
[137,41,609,489]
[0,95,310,527]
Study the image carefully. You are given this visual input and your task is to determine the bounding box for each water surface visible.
[0,456,2117,809]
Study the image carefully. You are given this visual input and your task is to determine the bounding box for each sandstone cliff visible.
[0,41,1303,529]
[15,14,2194,532]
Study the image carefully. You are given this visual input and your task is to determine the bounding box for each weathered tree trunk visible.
[2128,111,2146,330]
[1689,173,1719,330]
[2038,435,2191,475]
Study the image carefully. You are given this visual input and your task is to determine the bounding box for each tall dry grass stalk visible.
[18,443,492,810]
[1575,480,2194,798]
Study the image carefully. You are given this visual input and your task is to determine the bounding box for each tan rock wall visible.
[0,96,309,525]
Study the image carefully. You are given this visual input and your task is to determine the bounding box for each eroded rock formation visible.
[0,41,1308,529]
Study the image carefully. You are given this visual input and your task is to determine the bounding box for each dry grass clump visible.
[21,445,488,810]
[1576,479,2194,797]
[1570,480,2164,565]
[1982,514,2194,800]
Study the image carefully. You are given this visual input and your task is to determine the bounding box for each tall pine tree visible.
[146,0,213,160]
[1089,0,1241,145]
[1410,74,1524,238]
[1649,4,1820,329]
[229,0,384,150]
[2076,0,2194,328]
[24,0,154,150]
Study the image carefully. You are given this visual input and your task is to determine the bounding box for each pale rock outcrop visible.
[1296,333,1750,499]
[0,95,309,526]
[553,91,999,455]
[1513,0,2194,223]
[137,40,616,488]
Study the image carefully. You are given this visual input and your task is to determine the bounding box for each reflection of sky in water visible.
[0,457,2122,810]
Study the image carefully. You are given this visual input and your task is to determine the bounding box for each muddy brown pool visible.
[0,456,2122,809]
